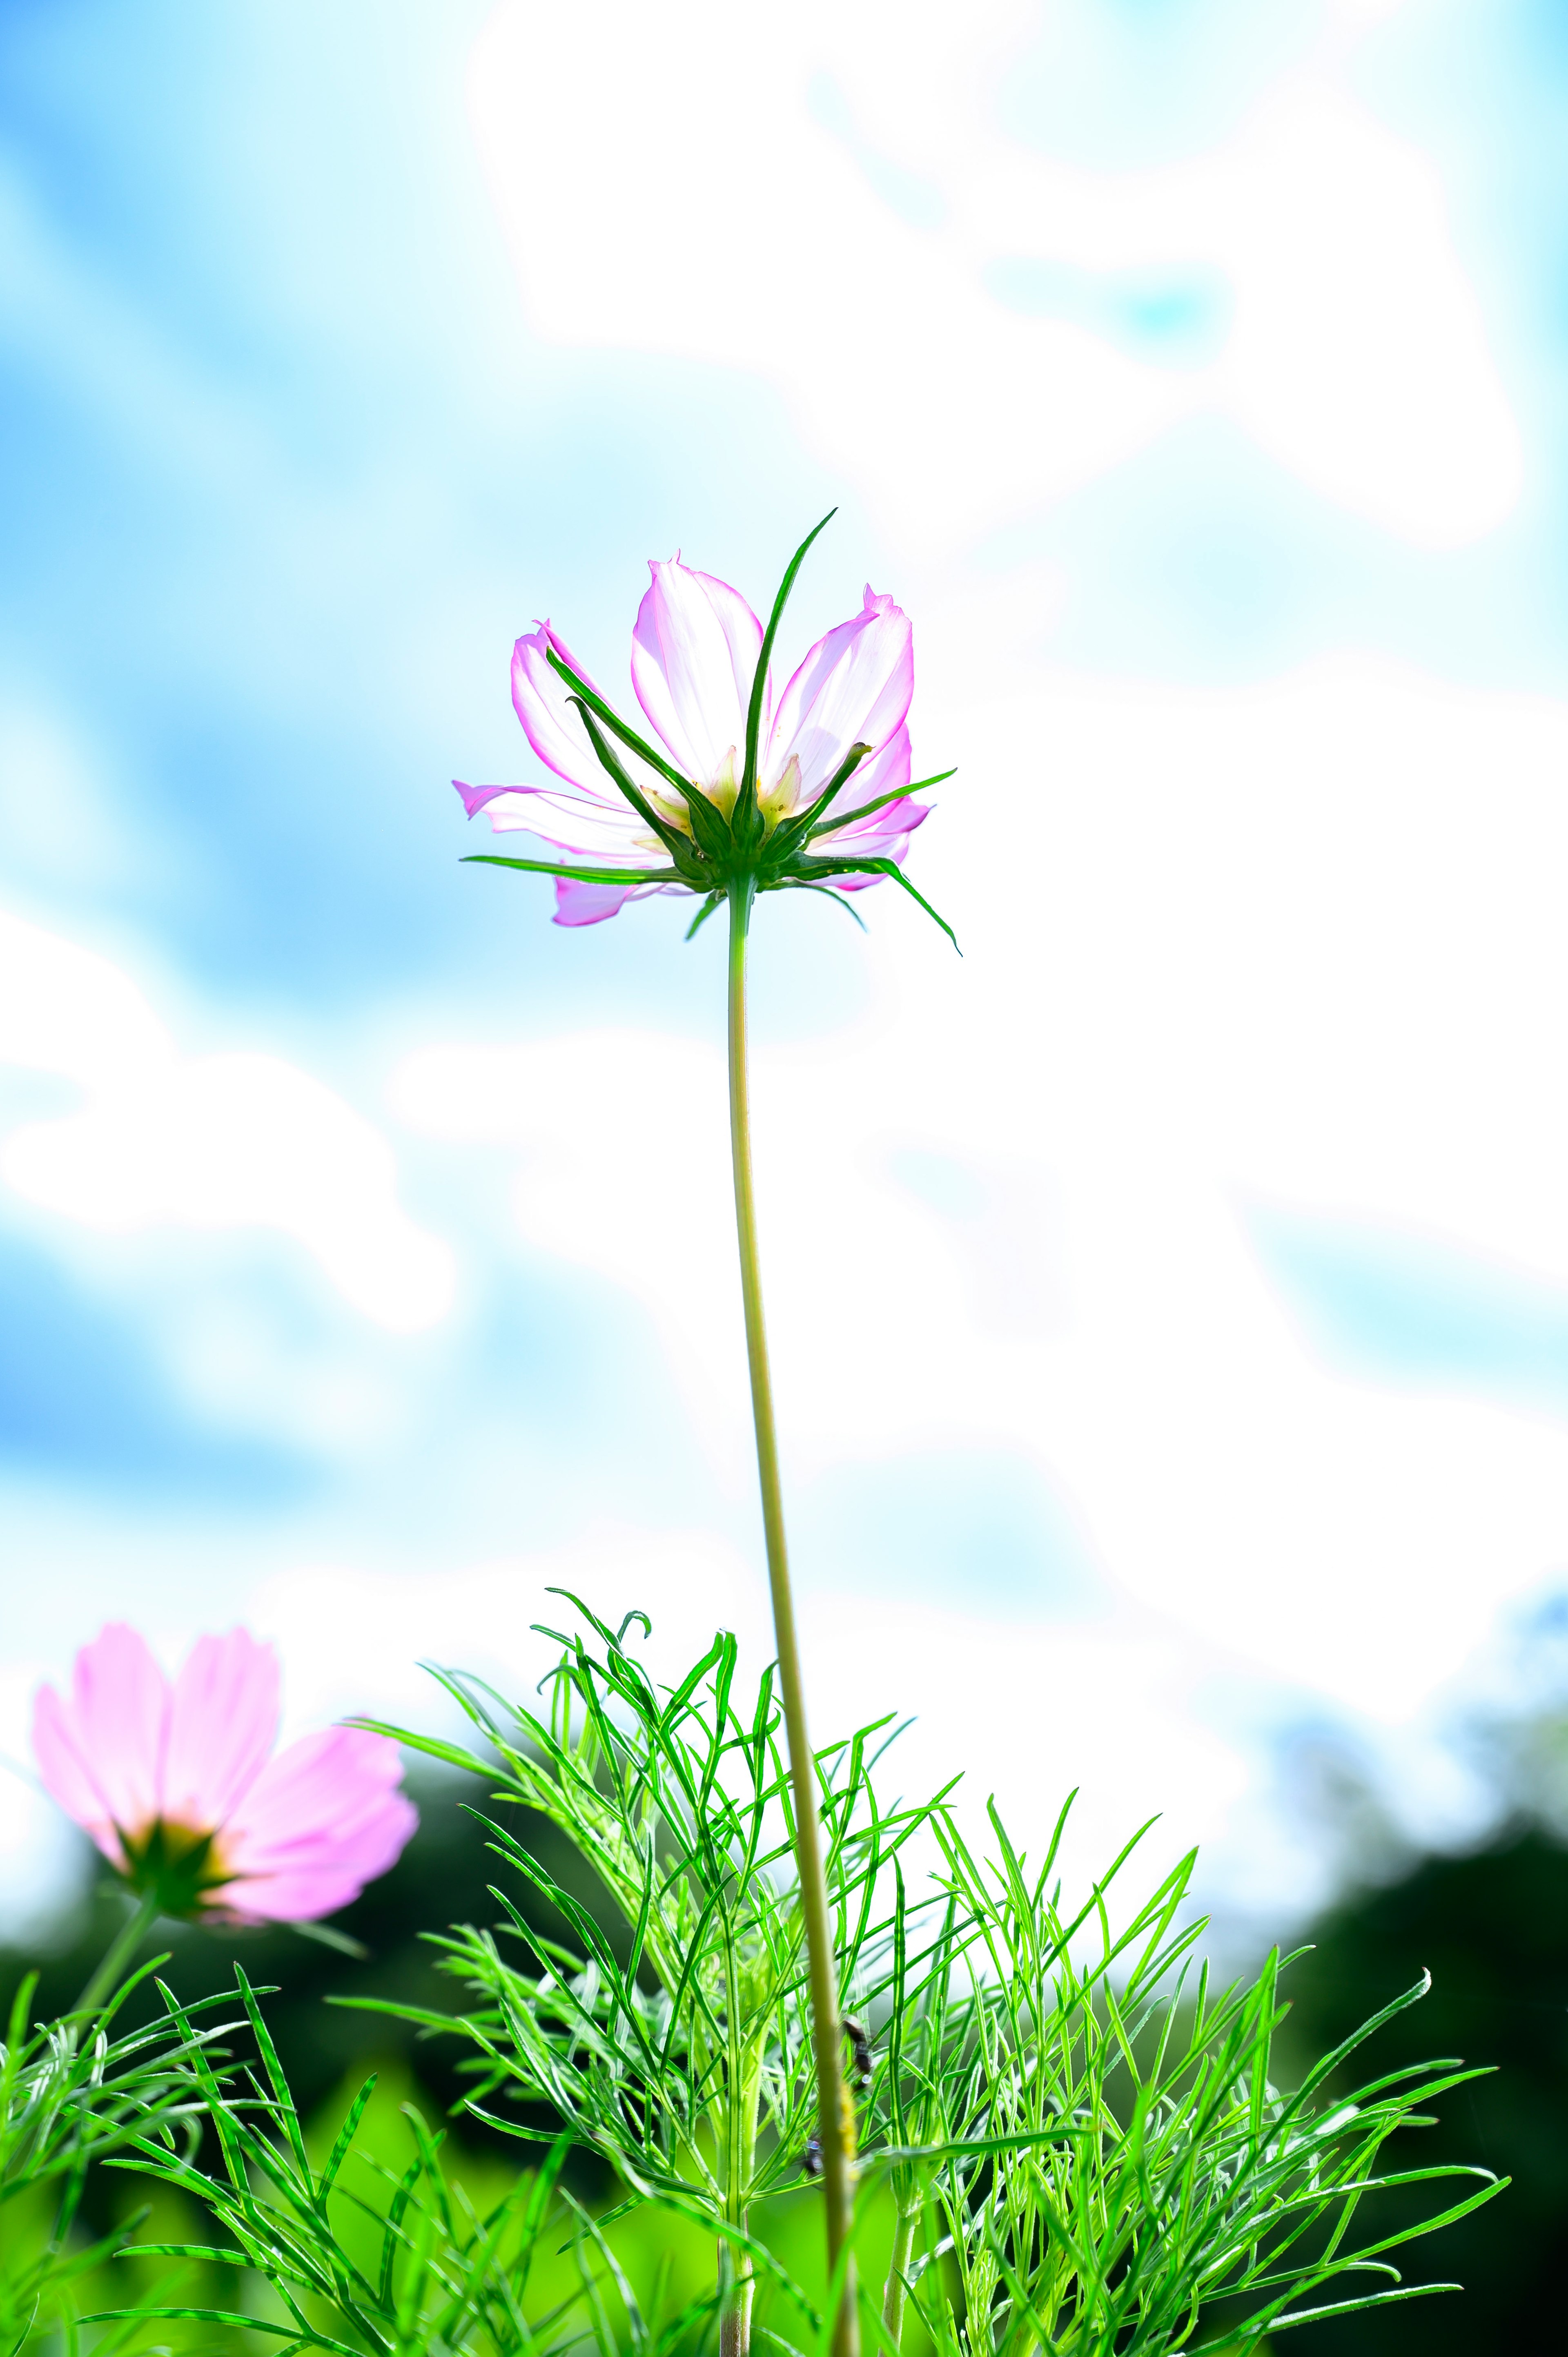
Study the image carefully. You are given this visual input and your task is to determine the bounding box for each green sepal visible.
[566,696,710,883]
[762,879,868,931]
[808,767,957,840]
[763,741,870,859]
[684,892,724,942]
[569,693,733,872]
[462,854,682,887]
[738,509,837,844]
[799,856,960,952]
[544,647,692,800]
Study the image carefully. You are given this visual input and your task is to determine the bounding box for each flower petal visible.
[31,1624,169,1859]
[216,1726,416,1922]
[555,878,642,926]
[811,722,911,819]
[510,623,620,797]
[764,587,913,806]
[454,781,663,863]
[630,558,764,786]
[162,1630,280,1832]
[555,879,688,927]
[816,798,930,878]
[31,1690,126,1868]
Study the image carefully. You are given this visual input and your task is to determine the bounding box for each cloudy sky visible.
[4,0,1568,1940]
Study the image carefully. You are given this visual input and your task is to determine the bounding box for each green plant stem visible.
[73,1886,161,2017]
[882,2196,919,2349]
[726,877,858,2357]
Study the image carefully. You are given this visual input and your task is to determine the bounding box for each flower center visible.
[118,1816,236,1918]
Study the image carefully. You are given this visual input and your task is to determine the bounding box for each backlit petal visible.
[31,1624,168,1853]
[631,558,764,786]
[510,623,617,796]
[31,1688,127,1867]
[764,587,913,805]
[555,879,638,926]
[555,879,687,927]
[817,797,929,879]
[806,722,911,825]
[162,1630,280,1831]
[454,781,661,863]
[216,1725,416,1923]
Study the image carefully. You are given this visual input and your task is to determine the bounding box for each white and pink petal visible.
[630,559,765,787]
[764,587,913,806]
[510,624,670,806]
[454,781,665,863]
[554,878,657,927]
[815,797,930,877]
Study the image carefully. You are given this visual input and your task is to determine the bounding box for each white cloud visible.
[394,652,1568,1733]
[0,911,454,1330]
[247,1540,1254,1926]
[469,0,1519,555]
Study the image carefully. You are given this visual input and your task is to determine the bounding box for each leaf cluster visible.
[866,1803,1505,2355]
[345,1602,1507,2357]
[347,1594,946,2305]
[89,1968,673,2357]
[0,1956,229,2353]
[9,1603,1507,2357]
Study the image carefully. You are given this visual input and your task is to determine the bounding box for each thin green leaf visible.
[740,511,837,823]
[800,855,960,951]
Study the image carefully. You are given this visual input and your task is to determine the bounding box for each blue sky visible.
[6,0,1568,1936]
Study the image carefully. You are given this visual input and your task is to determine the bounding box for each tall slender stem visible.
[73,1886,161,2018]
[726,879,858,2357]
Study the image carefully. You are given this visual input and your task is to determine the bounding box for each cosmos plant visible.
[455,516,958,2357]
[4,522,1503,2357]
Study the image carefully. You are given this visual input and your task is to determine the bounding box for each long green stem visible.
[882,2198,919,2349]
[73,1887,161,2018]
[726,879,858,2357]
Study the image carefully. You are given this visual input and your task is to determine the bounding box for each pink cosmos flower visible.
[454,546,938,928]
[32,1623,416,1924]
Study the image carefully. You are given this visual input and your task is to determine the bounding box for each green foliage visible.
[345,1601,1503,2356]
[0,1606,1508,2357]
[0,1955,226,2353]
[886,1807,1502,2353]
[90,1969,687,2357]
[347,1594,947,2348]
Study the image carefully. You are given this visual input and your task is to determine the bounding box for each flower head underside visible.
[452,514,957,944]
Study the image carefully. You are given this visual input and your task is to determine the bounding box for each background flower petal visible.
[216,1724,416,1922]
[31,1623,168,1856]
[30,1687,127,1867]
[764,587,913,805]
[162,1628,280,1831]
[630,559,764,786]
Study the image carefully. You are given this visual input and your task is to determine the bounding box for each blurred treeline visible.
[4,1744,1566,2350]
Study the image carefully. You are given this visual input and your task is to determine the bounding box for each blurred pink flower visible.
[32,1623,416,1924]
[455,555,931,928]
